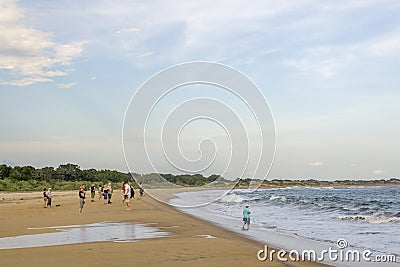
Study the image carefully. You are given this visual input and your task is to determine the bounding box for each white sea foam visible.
[335,215,400,224]
[218,194,245,203]
[218,193,261,203]
[269,195,287,201]
[342,207,361,211]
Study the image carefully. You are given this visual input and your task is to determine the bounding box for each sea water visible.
[170,186,400,266]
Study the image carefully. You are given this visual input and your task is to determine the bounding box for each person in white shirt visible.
[46,188,52,207]
[123,182,131,210]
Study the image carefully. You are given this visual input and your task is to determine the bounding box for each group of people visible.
[81,183,115,204]
[98,183,114,204]
[121,181,145,210]
[78,181,145,214]
[49,182,250,228]
[45,182,249,229]
[42,188,52,208]
[79,183,250,230]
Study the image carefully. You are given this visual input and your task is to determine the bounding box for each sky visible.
[1,0,399,180]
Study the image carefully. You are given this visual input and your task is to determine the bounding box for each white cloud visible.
[136,52,153,58]
[284,32,400,78]
[95,0,315,61]
[309,162,324,167]
[0,76,52,86]
[76,0,399,71]
[56,82,77,89]
[54,41,87,65]
[285,56,343,78]
[116,27,140,34]
[0,0,86,86]
[373,169,384,175]
[284,39,384,78]
[360,33,400,57]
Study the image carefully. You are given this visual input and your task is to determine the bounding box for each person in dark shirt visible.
[43,188,48,208]
[103,184,109,205]
[79,186,86,214]
[90,184,96,202]
[107,183,113,204]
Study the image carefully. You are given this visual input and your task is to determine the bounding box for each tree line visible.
[0,163,129,182]
[4,163,395,192]
[0,163,222,191]
[0,163,132,191]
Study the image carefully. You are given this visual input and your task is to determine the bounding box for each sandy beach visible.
[0,190,325,267]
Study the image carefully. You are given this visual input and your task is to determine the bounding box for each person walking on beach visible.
[46,188,52,207]
[102,184,109,205]
[98,185,102,200]
[79,186,86,214]
[43,188,48,208]
[107,183,113,204]
[123,182,131,210]
[138,182,144,200]
[242,204,251,230]
[122,182,127,204]
[130,183,135,201]
[90,184,96,202]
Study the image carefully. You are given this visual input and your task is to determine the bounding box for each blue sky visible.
[1,0,399,179]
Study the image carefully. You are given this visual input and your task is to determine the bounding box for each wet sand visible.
[0,190,325,267]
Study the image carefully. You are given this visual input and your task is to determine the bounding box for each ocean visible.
[170,186,400,266]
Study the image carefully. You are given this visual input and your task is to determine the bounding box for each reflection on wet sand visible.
[0,222,170,250]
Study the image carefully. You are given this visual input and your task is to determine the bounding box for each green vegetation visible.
[1,163,399,192]
[0,164,223,191]
[0,163,131,191]
[159,174,220,186]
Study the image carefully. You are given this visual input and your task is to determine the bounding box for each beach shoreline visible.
[0,189,326,267]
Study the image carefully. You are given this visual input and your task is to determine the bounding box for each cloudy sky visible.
[1,0,399,179]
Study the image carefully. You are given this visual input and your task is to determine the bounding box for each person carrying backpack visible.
[123,182,131,211]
